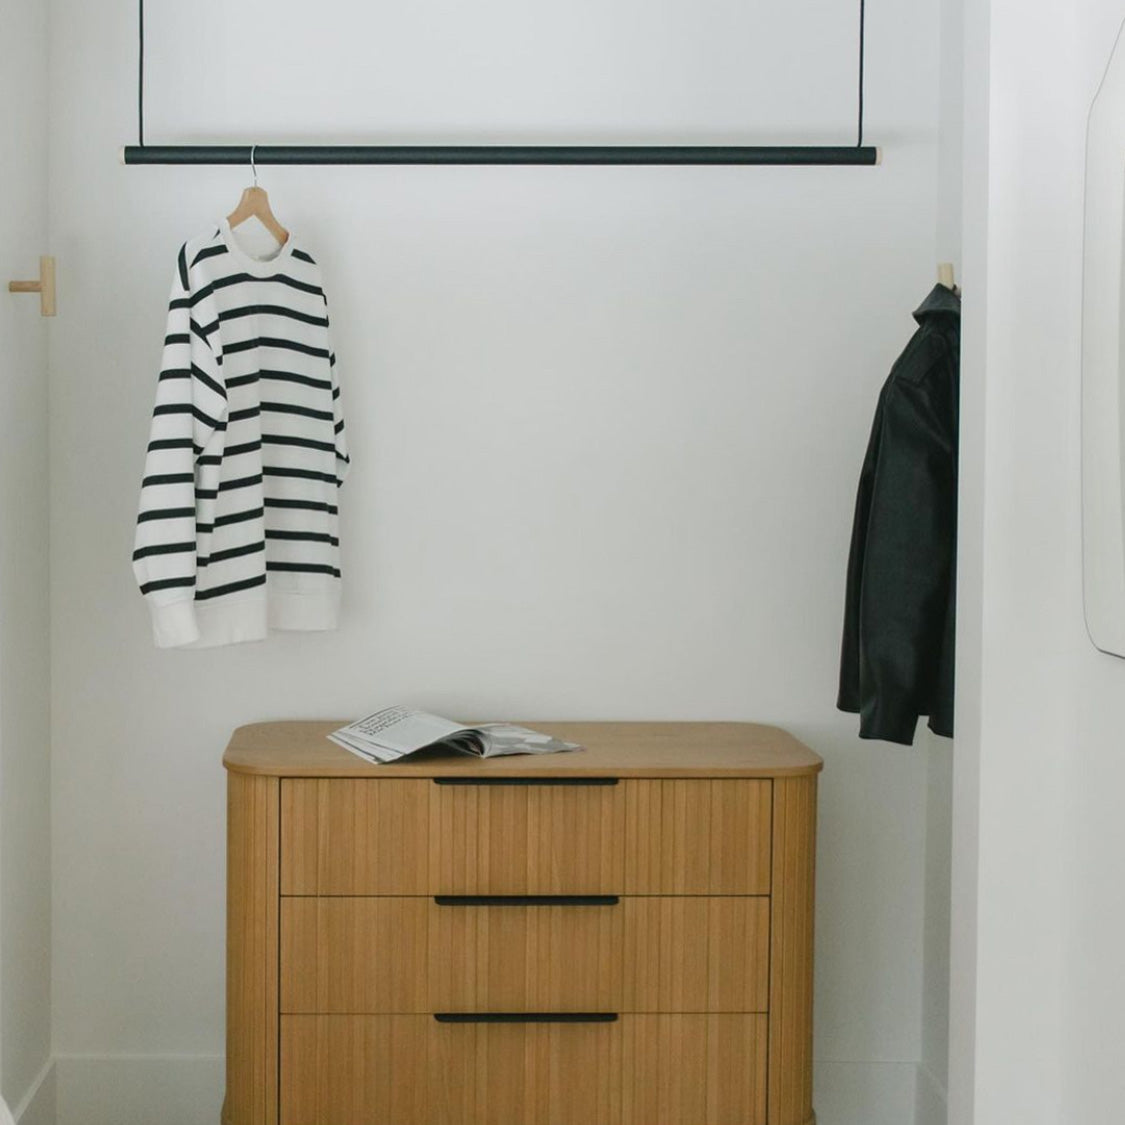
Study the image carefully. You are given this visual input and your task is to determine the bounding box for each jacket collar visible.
[914,283,961,323]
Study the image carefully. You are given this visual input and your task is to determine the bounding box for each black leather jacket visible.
[837,285,960,745]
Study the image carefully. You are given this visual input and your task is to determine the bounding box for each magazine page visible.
[477,723,582,758]
[329,707,481,764]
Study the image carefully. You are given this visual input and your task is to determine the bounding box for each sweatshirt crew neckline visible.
[219,217,296,274]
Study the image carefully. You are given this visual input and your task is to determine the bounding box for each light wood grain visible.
[225,720,823,778]
[227,773,279,1125]
[280,1014,765,1125]
[280,778,432,895]
[624,779,772,894]
[622,1014,768,1125]
[280,896,768,1014]
[430,780,625,894]
[768,775,818,1125]
[282,778,774,897]
[621,897,769,1013]
[281,1014,430,1125]
[282,778,625,895]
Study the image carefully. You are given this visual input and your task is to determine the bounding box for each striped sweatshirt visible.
[133,221,349,649]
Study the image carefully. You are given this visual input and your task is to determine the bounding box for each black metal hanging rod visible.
[123,0,878,168]
[122,144,879,166]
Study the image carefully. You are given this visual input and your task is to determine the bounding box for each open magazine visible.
[329,707,583,765]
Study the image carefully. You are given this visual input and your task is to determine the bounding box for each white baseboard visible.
[914,1060,949,1125]
[14,1058,56,1125]
[52,1052,932,1125]
[814,1060,919,1125]
[54,1055,223,1125]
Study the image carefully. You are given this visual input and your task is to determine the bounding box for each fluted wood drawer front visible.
[624,779,772,895]
[280,896,768,1014]
[280,1013,767,1125]
[281,779,625,895]
[282,778,771,896]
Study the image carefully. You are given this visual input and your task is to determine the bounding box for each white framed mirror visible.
[1082,16,1125,657]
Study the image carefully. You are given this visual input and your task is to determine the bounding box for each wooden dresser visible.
[223,721,822,1125]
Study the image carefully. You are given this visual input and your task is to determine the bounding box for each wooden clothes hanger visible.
[227,146,289,246]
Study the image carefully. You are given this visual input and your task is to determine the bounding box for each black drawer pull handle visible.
[432,777,619,787]
[434,895,619,907]
[434,1013,618,1024]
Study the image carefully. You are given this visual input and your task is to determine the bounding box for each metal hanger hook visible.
[250,144,258,187]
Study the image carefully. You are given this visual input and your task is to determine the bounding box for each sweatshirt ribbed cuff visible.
[150,600,200,649]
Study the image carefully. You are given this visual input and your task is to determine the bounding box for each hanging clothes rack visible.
[122,0,879,168]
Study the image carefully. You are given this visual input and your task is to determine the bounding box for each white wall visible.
[47,2,943,1122]
[0,0,53,1121]
[951,1,1125,1123]
[916,1,963,1123]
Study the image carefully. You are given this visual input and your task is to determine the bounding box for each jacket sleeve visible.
[132,245,228,648]
[849,356,956,744]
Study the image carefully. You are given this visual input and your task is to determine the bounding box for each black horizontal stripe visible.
[260,368,332,391]
[132,540,195,561]
[147,437,199,453]
[213,507,264,528]
[337,452,350,464]
[228,405,261,424]
[190,318,211,343]
[262,401,334,422]
[334,420,345,433]
[263,466,338,485]
[223,336,331,360]
[266,530,339,546]
[194,488,217,501]
[153,403,226,431]
[168,297,191,312]
[198,541,265,567]
[164,333,190,346]
[264,498,338,515]
[191,363,226,400]
[263,433,335,454]
[142,472,194,488]
[190,271,324,307]
[217,304,329,329]
[226,369,334,393]
[332,385,340,399]
[329,352,337,366]
[191,242,228,267]
[219,473,263,492]
[140,575,195,595]
[194,573,267,601]
[266,562,341,577]
[197,454,222,466]
[137,506,195,524]
[224,440,262,457]
[291,248,316,264]
[159,367,191,382]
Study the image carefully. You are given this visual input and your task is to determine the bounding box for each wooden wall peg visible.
[8,256,56,317]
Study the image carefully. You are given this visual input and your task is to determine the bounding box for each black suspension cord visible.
[858,0,866,147]
[138,0,145,147]
[129,0,877,166]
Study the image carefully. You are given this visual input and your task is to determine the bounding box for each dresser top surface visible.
[223,720,823,778]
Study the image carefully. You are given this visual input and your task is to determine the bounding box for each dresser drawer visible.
[280,896,769,1014]
[281,778,770,896]
[280,1013,767,1125]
